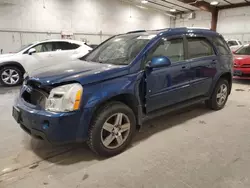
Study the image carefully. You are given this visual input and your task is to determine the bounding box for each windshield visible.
[83,34,155,65]
[235,45,250,55]
[13,43,33,53]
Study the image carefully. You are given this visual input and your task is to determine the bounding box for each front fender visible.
[78,72,144,138]
[82,72,143,109]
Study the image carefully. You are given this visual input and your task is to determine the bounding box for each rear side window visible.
[187,38,214,59]
[53,42,80,51]
[227,40,238,47]
[211,37,231,55]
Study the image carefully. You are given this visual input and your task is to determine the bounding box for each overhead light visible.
[141,0,148,4]
[210,1,219,5]
[170,8,176,12]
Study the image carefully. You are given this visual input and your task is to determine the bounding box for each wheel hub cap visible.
[113,127,119,135]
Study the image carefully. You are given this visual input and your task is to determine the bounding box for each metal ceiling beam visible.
[219,2,250,9]
[223,0,233,5]
[177,0,212,12]
[148,0,183,12]
[159,0,193,11]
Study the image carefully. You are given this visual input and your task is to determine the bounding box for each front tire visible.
[0,66,23,86]
[206,79,229,110]
[87,102,136,157]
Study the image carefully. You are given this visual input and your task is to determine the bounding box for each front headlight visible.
[45,83,83,112]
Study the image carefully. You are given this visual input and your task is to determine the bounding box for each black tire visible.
[0,66,23,86]
[206,79,229,110]
[87,102,136,157]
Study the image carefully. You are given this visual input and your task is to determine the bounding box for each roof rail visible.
[151,28,169,32]
[186,27,211,30]
[126,30,146,34]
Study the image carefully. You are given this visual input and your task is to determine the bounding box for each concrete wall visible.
[217,6,250,44]
[0,0,170,53]
[174,11,211,29]
[174,7,250,44]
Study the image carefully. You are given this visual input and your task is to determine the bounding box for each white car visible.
[226,39,242,52]
[0,39,92,86]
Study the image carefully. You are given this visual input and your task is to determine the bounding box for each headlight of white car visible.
[23,72,29,79]
[45,83,83,112]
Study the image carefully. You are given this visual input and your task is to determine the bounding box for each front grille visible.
[21,80,50,109]
[241,64,250,68]
[22,88,48,108]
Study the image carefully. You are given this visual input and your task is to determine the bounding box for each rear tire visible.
[206,79,229,110]
[0,66,23,86]
[87,102,136,157]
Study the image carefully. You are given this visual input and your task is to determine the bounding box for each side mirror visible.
[28,48,36,55]
[148,56,171,68]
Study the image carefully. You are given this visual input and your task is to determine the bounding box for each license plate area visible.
[12,107,20,123]
[234,70,242,76]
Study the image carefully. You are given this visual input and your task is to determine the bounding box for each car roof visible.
[226,39,240,41]
[32,39,86,45]
[122,27,220,37]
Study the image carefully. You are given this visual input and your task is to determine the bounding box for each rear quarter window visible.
[211,37,231,55]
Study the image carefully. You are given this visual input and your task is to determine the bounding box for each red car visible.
[233,44,250,79]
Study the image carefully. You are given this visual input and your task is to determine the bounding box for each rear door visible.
[145,35,192,113]
[186,36,218,98]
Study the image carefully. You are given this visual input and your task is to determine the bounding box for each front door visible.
[22,42,55,73]
[145,36,192,113]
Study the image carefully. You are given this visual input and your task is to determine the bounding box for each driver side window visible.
[33,42,53,53]
[145,37,184,67]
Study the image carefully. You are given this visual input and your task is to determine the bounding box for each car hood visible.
[234,55,250,65]
[0,53,15,58]
[29,60,129,85]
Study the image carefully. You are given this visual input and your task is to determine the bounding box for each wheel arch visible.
[209,72,232,97]
[219,72,232,94]
[90,93,141,129]
[0,61,25,74]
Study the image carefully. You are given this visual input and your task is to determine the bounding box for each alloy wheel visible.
[1,69,20,85]
[101,113,131,149]
[216,84,228,106]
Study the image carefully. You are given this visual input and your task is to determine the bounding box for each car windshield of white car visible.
[83,34,155,65]
[14,43,33,53]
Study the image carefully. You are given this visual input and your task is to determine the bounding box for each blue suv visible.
[12,28,233,157]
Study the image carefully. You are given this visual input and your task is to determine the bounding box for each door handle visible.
[182,66,186,69]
